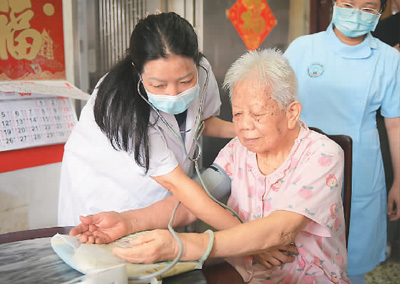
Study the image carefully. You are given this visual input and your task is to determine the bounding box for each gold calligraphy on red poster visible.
[227,0,277,50]
[0,0,65,80]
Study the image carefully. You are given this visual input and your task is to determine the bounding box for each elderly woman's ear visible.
[286,101,302,130]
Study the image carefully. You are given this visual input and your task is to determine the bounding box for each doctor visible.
[284,0,400,283]
[57,12,239,231]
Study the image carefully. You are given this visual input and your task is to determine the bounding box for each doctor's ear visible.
[286,101,302,130]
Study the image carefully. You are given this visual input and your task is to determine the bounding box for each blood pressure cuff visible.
[192,163,231,201]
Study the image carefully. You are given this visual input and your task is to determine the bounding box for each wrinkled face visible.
[231,78,289,155]
[141,54,197,96]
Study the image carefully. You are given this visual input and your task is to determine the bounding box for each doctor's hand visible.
[253,244,298,269]
[113,229,179,264]
[69,211,130,244]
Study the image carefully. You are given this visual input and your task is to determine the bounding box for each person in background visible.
[373,0,400,50]
[284,0,400,283]
[57,12,240,231]
[71,49,350,283]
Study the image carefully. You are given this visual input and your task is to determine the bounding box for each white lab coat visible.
[57,58,221,226]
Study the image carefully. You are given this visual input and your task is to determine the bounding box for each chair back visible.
[309,127,353,248]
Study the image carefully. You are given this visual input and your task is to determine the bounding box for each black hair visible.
[94,12,202,172]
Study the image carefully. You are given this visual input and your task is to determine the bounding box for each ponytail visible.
[94,56,151,172]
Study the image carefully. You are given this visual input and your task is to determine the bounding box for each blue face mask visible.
[332,5,381,38]
[145,82,199,115]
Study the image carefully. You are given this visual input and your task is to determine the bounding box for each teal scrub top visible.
[284,23,400,275]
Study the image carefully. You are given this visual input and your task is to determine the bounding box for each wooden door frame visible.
[310,0,332,34]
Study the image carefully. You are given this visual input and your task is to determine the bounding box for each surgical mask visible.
[332,5,381,38]
[145,82,199,115]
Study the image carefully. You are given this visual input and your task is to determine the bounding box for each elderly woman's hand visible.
[70,211,130,244]
[253,244,298,269]
[113,229,180,263]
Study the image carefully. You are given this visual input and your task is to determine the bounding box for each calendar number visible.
[0,97,77,151]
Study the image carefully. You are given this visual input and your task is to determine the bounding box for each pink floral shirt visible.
[214,123,350,284]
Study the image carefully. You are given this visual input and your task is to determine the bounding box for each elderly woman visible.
[71,49,349,283]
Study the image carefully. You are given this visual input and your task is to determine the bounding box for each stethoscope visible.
[130,64,243,282]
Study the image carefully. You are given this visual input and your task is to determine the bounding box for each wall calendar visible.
[0,80,90,153]
[0,95,77,151]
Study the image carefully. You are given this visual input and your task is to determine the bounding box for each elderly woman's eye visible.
[253,113,265,117]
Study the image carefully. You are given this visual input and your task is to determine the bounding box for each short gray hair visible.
[223,49,298,109]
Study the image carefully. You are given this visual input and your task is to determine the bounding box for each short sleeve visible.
[147,125,179,177]
[274,136,345,237]
[213,138,237,179]
[380,47,400,118]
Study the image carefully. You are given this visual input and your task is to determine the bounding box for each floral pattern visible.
[215,123,350,283]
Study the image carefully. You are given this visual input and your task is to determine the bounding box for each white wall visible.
[0,164,61,233]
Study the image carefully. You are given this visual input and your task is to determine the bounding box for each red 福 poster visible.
[0,0,66,172]
[0,0,65,80]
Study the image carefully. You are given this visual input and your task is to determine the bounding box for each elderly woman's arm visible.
[113,210,310,263]
[210,211,309,258]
